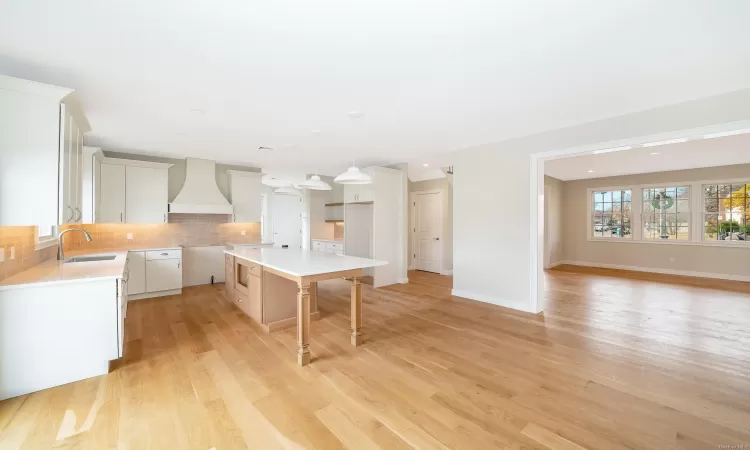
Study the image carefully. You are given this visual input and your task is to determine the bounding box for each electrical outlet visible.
[10,247,15,260]
[127,233,133,240]
[0,248,4,263]
[241,230,246,236]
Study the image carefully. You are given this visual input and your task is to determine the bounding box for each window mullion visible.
[633,188,642,241]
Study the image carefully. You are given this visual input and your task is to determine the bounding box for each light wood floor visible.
[2,268,750,449]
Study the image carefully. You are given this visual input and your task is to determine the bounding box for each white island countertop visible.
[0,250,129,291]
[225,247,386,277]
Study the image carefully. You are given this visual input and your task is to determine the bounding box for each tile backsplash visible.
[0,226,58,282]
[61,215,261,252]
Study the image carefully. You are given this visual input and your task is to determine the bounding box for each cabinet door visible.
[58,105,73,224]
[99,164,126,223]
[146,259,182,292]
[344,185,359,204]
[357,183,374,202]
[231,173,261,223]
[126,251,146,295]
[126,167,168,223]
[74,127,84,222]
[224,255,234,302]
[246,274,262,323]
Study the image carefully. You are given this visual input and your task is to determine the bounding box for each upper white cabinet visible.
[228,170,261,223]
[99,164,126,223]
[344,171,374,204]
[0,75,90,226]
[97,159,172,224]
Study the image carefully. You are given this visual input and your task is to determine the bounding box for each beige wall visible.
[409,177,453,273]
[560,163,750,278]
[544,176,564,268]
[0,226,58,282]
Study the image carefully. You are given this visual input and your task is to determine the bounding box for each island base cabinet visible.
[224,254,234,303]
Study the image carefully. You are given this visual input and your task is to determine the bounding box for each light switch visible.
[0,248,4,263]
[127,233,133,240]
[241,230,246,236]
[10,247,15,260]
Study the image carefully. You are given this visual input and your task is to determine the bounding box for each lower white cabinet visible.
[311,240,344,255]
[127,248,182,299]
[146,259,182,292]
[126,251,146,295]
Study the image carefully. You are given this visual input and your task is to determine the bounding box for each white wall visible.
[544,176,564,268]
[452,87,750,313]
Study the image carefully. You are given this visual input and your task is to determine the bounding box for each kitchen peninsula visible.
[224,247,386,365]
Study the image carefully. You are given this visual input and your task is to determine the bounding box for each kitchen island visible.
[224,247,386,365]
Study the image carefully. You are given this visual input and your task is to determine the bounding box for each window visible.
[36,225,58,249]
[703,183,749,243]
[642,186,690,240]
[592,190,631,238]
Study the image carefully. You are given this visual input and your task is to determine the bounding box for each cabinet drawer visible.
[312,241,325,251]
[326,242,344,252]
[234,288,249,314]
[249,264,261,278]
[146,249,182,260]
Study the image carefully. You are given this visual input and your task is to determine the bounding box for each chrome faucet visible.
[58,228,92,261]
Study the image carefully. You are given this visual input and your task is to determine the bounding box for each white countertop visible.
[226,242,275,248]
[225,247,386,277]
[0,250,129,291]
[0,246,182,291]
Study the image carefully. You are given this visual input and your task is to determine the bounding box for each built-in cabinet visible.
[324,204,344,221]
[97,159,172,224]
[59,103,87,224]
[344,174,374,204]
[228,170,262,223]
[312,240,344,255]
[0,75,91,226]
[126,248,182,300]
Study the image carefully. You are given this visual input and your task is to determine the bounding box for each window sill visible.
[35,239,58,251]
[587,237,749,248]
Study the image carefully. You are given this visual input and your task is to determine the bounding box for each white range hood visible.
[169,158,233,214]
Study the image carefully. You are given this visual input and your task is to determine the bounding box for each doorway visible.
[272,194,302,249]
[411,190,443,273]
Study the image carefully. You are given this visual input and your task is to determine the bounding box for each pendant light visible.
[297,174,332,191]
[298,131,333,190]
[334,112,372,185]
[274,186,301,196]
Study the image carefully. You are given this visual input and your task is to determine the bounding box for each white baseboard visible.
[556,260,750,283]
[440,270,454,276]
[451,289,538,313]
[397,278,409,284]
[128,288,182,301]
[545,261,564,269]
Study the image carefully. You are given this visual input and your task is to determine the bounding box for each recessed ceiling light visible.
[311,129,322,135]
[258,146,274,151]
[592,145,632,154]
[423,163,429,167]
[702,128,750,139]
[588,170,594,173]
[642,137,688,147]
[190,108,205,115]
[347,111,365,119]
[650,152,661,155]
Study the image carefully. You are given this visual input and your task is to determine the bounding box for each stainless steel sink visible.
[65,255,117,263]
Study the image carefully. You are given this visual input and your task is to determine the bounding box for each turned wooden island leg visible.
[297,283,311,366]
[350,277,362,346]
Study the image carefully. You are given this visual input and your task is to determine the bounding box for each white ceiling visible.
[544,132,750,181]
[2,1,750,176]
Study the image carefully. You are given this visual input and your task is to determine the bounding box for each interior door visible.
[125,166,168,223]
[413,191,441,273]
[99,164,126,223]
[272,194,302,249]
